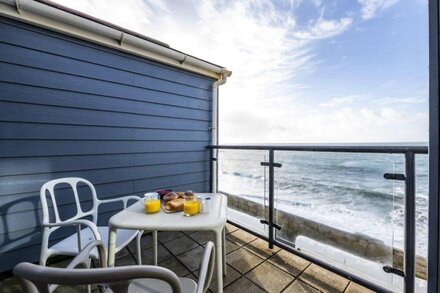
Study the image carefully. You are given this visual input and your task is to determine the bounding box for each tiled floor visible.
[0,223,374,293]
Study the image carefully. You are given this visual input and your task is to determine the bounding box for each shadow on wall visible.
[0,194,42,257]
[0,181,96,272]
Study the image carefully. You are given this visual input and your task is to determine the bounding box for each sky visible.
[53,0,429,144]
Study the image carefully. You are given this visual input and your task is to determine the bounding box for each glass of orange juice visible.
[183,200,199,217]
[143,193,160,214]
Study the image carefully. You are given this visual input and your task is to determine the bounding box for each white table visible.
[108,193,227,292]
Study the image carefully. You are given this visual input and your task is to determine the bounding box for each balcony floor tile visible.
[268,249,310,277]
[158,256,191,277]
[299,264,350,293]
[225,223,239,234]
[163,235,199,256]
[283,279,319,293]
[157,231,185,243]
[224,277,266,293]
[140,243,173,265]
[210,265,241,291]
[226,229,258,246]
[243,238,281,259]
[344,282,375,293]
[225,239,241,254]
[245,262,294,292]
[188,230,216,245]
[226,248,265,274]
[177,246,205,272]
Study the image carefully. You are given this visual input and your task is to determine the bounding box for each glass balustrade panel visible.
[273,151,403,291]
[415,154,429,292]
[217,149,268,237]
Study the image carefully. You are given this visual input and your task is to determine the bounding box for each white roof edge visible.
[0,0,232,81]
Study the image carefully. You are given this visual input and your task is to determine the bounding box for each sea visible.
[217,143,429,258]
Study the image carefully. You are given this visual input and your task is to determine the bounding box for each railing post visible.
[268,149,275,249]
[209,147,213,193]
[405,151,416,293]
[209,147,217,193]
[260,149,282,249]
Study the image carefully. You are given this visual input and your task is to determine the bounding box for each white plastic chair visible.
[39,177,144,267]
[14,240,215,293]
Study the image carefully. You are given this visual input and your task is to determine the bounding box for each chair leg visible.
[86,258,92,293]
[153,230,158,266]
[136,231,143,265]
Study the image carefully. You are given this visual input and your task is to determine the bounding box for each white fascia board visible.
[0,0,232,80]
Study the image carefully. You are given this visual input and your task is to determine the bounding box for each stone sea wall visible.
[226,193,427,280]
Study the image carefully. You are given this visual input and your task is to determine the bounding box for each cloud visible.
[294,17,353,40]
[53,0,169,34]
[51,0,427,143]
[222,104,428,144]
[358,0,399,20]
[378,96,428,106]
[319,95,361,107]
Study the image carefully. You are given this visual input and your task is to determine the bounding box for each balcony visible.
[0,145,428,293]
[0,223,376,293]
[0,1,436,292]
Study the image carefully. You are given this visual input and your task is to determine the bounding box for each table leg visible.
[153,230,158,266]
[108,227,117,267]
[223,227,227,275]
[215,229,224,293]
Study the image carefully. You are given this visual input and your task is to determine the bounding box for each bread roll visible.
[176,192,185,198]
[163,192,178,201]
[165,198,186,211]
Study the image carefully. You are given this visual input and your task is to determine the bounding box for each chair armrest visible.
[43,219,101,241]
[97,195,141,209]
[67,240,107,269]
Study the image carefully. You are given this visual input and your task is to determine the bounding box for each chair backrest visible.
[196,241,215,293]
[40,177,99,226]
[39,177,100,265]
[14,241,183,293]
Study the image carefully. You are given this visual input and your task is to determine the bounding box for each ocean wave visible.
[222,170,263,180]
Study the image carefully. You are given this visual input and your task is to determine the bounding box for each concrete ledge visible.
[226,192,427,280]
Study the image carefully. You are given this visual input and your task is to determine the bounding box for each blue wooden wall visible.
[0,17,214,272]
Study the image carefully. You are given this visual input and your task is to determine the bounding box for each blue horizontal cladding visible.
[0,60,212,100]
[0,141,208,158]
[0,101,210,130]
[0,18,213,91]
[133,173,210,195]
[1,174,208,217]
[0,82,211,121]
[0,161,210,196]
[0,42,211,100]
[0,16,215,272]
[0,122,210,141]
[0,78,211,111]
[0,152,209,177]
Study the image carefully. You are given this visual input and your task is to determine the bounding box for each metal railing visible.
[208,144,428,293]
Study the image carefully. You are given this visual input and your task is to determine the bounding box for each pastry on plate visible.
[163,192,178,201]
[165,198,186,212]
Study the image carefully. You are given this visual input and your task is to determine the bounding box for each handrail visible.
[208,144,428,154]
[209,144,428,293]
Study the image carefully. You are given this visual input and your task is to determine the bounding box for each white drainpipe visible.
[211,73,229,192]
